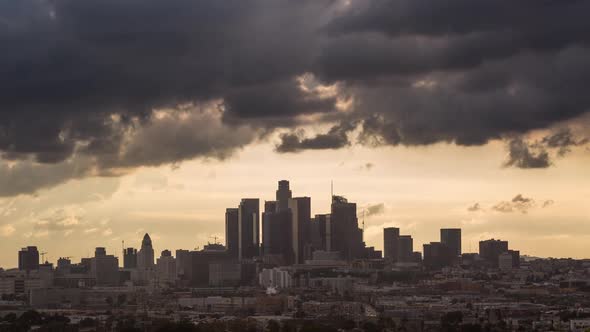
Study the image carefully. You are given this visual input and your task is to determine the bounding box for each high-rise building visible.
[137,233,155,275]
[123,248,137,269]
[18,246,40,271]
[238,198,260,260]
[156,250,177,284]
[441,228,462,257]
[330,195,364,261]
[276,180,292,212]
[225,208,239,259]
[262,202,292,262]
[479,239,509,267]
[397,235,413,262]
[91,247,119,286]
[311,214,330,252]
[423,242,454,270]
[288,197,311,264]
[383,227,400,262]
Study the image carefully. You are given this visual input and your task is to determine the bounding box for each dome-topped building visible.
[142,233,152,248]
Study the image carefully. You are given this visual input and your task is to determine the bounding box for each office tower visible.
[18,246,40,271]
[479,239,509,267]
[397,235,413,262]
[123,248,138,269]
[330,195,364,261]
[238,198,260,260]
[288,197,311,264]
[156,250,177,283]
[225,208,239,259]
[91,247,119,286]
[441,228,462,257]
[137,233,155,270]
[423,242,454,270]
[311,214,330,252]
[276,180,292,212]
[175,249,191,280]
[383,227,400,262]
[509,250,520,268]
[262,202,292,262]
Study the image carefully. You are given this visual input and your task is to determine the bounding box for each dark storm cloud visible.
[275,122,355,153]
[2,0,590,196]
[504,138,551,169]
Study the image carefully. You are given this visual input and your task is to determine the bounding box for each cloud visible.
[504,138,551,169]
[1,0,590,195]
[275,122,355,153]
[542,200,554,208]
[364,203,385,217]
[491,194,541,214]
[467,203,482,212]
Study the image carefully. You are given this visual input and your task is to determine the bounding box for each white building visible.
[259,268,292,289]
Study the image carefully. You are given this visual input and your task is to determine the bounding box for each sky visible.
[1,0,590,267]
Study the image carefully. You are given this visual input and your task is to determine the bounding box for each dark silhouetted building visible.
[225,208,239,258]
[18,246,40,271]
[91,247,119,286]
[311,214,330,252]
[138,233,155,270]
[262,201,292,263]
[330,195,364,261]
[289,197,311,264]
[397,235,413,262]
[276,180,292,212]
[123,248,137,269]
[423,242,454,270]
[479,239,509,267]
[383,227,400,262]
[441,228,462,257]
[238,198,260,260]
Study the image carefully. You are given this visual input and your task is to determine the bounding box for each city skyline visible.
[0,178,575,270]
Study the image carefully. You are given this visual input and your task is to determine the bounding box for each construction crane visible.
[40,252,48,263]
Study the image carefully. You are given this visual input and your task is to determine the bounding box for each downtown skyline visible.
[1,0,590,268]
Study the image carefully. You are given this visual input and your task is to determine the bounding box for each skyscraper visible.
[276,180,292,212]
[225,208,239,259]
[330,195,364,261]
[18,246,40,271]
[238,198,260,260]
[383,227,400,262]
[441,228,462,257]
[397,235,413,262]
[288,197,311,264]
[137,233,155,270]
[123,248,137,269]
[262,201,292,261]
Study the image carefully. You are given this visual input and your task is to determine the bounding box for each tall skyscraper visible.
[137,233,155,270]
[123,248,137,269]
[18,246,40,271]
[225,208,239,259]
[288,197,311,264]
[383,227,400,261]
[262,201,292,261]
[276,180,292,212]
[397,235,413,262]
[238,198,260,260]
[330,195,364,261]
[441,228,462,257]
[311,214,330,252]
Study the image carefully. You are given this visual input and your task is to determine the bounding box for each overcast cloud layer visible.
[1,0,590,196]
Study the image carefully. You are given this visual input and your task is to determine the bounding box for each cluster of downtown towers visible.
[225,180,380,265]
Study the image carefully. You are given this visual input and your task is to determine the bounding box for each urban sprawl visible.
[1,181,590,332]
